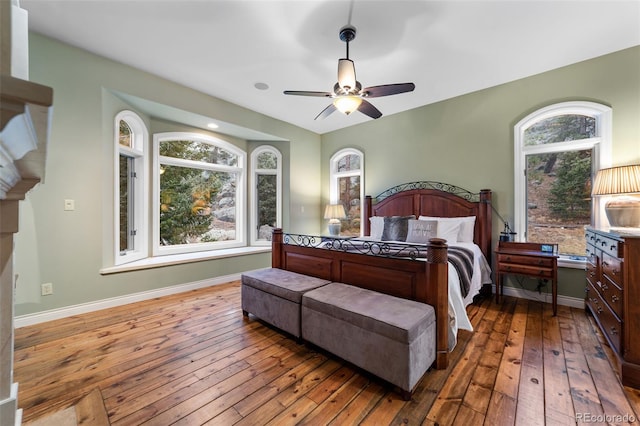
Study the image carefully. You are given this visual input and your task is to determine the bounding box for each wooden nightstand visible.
[495,241,559,315]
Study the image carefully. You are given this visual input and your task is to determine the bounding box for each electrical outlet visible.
[64,199,75,211]
[41,282,53,296]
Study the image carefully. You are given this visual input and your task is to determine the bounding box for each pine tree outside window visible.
[251,146,282,245]
[514,102,611,267]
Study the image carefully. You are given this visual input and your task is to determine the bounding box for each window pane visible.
[119,154,134,253]
[336,154,360,172]
[526,149,592,256]
[257,152,277,169]
[159,164,237,245]
[256,174,277,240]
[524,114,596,146]
[119,120,132,148]
[338,175,360,236]
[160,140,238,166]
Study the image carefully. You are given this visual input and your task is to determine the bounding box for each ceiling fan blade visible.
[337,59,356,92]
[357,99,382,119]
[363,83,415,98]
[283,90,332,97]
[315,103,337,120]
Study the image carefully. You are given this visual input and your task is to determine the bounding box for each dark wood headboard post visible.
[272,228,283,269]
[426,238,449,369]
[479,189,492,264]
[364,196,373,236]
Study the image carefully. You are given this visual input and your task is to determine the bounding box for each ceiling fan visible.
[284,25,415,120]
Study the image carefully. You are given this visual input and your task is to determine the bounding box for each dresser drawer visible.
[497,253,555,268]
[602,253,623,287]
[586,281,622,353]
[595,234,621,259]
[599,275,623,319]
[585,255,598,286]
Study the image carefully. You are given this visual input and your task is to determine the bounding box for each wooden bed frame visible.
[272,181,492,369]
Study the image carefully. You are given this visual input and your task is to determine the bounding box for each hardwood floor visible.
[14,281,640,425]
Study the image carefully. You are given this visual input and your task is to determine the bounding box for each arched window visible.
[514,101,611,267]
[114,110,148,265]
[330,148,364,236]
[153,132,246,256]
[250,146,282,245]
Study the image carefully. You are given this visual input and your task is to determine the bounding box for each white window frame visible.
[514,101,612,268]
[114,110,148,266]
[152,132,246,256]
[250,146,282,246]
[329,148,364,235]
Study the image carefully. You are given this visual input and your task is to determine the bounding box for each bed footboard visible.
[271,228,450,369]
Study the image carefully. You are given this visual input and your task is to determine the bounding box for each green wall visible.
[14,33,640,316]
[14,34,322,316]
[321,46,640,300]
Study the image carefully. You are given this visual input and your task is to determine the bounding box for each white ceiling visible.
[20,0,640,136]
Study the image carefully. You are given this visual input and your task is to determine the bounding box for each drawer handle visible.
[612,295,619,303]
[589,272,595,278]
[603,261,609,267]
[611,327,618,335]
[612,269,619,276]
[597,306,603,314]
[601,241,607,247]
[610,244,616,251]
[601,284,609,291]
[539,269,545,275]
[505,256,511,261]
[505,266,511,271]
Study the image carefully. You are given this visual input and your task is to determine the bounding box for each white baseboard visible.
[15,276,585,328]
[496,284,585,309]
[15,273,241,328]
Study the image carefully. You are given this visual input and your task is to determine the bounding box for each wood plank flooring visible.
[14,281,640,425]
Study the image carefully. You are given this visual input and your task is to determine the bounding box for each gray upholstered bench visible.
[301,282,436,399]
[241,268,330,338]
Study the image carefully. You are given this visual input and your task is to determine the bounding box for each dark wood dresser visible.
[585,227,640,388]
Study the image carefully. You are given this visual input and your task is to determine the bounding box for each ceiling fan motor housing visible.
[339,25,356,43]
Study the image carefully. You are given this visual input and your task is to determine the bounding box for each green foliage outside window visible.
[158,139,236,246]
[548,151,592,220]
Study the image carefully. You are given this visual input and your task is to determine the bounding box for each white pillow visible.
[419,216,476,243]
[434,220,461,243]
[369,216,384,239]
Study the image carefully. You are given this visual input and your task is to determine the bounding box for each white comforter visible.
[350,237,492,350]
[446,242,492,349]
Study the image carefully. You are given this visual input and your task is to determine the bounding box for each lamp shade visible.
[324,203,347,220]
[592,164,640,196]
[592,164,640,228]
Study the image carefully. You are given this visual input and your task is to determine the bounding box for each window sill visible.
[100,246,272,275]
[558,256,586,269]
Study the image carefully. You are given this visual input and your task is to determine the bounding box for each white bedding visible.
[446,242,492,349]
[351,237,492,350]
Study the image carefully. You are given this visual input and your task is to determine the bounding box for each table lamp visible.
[592,164,640,228]
[324,204,347,236]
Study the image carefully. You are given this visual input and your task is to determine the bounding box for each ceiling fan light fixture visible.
[337,59,356,92]
[334,96,362,115]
